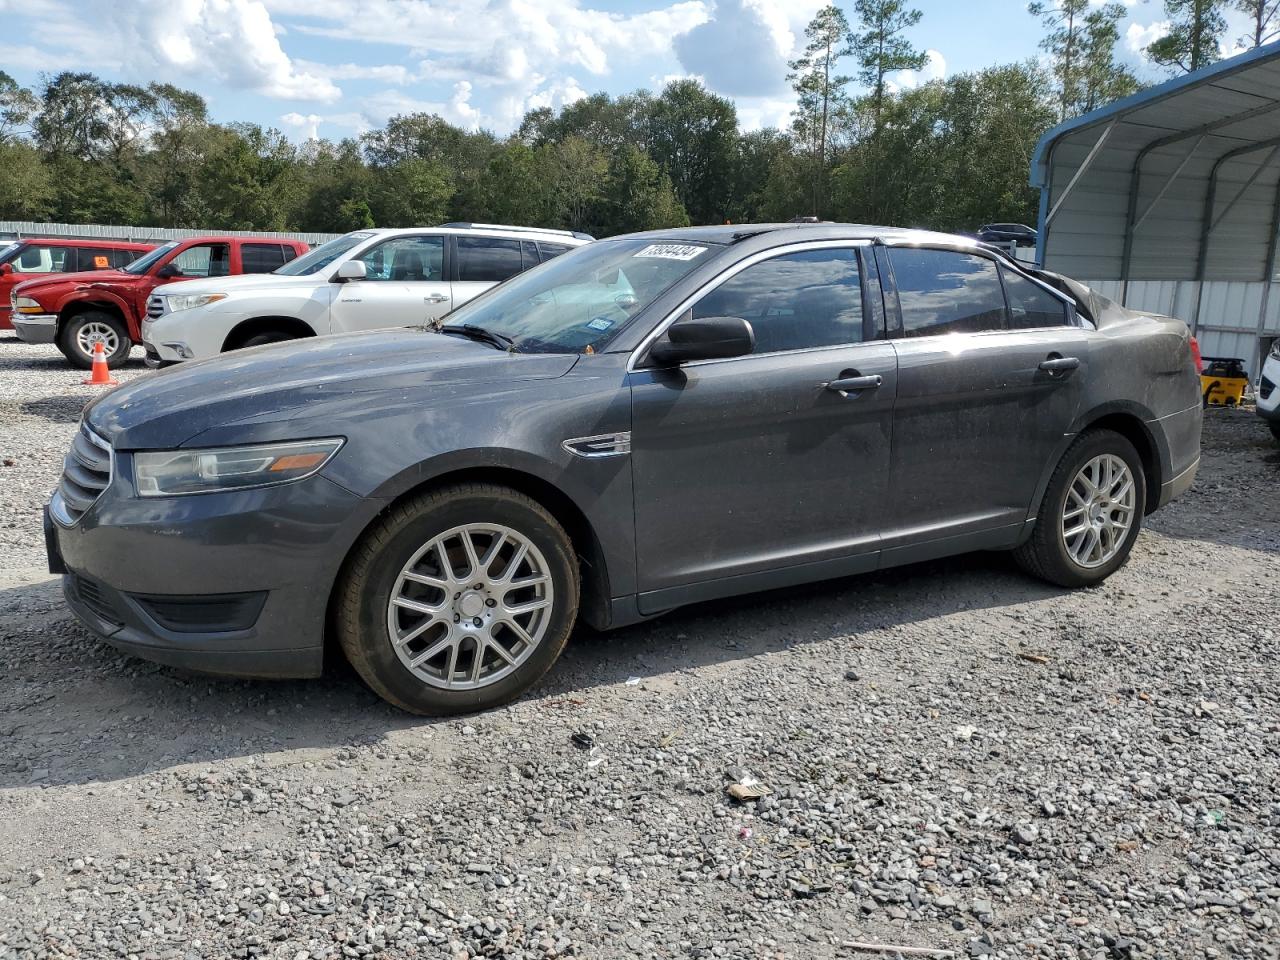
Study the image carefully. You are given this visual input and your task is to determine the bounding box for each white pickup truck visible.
[141,224,590,363]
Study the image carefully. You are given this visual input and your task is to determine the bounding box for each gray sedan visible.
[46,224,1202,714]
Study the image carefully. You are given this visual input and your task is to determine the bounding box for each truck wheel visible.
[1014,429,1146,588]
[335,483,579,715]
[59,311,131,370]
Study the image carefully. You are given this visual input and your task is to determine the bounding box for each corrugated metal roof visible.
[1031,41,1280,283]
[0,221,338,245]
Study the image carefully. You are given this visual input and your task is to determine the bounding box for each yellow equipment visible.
[1200,357,1249,407]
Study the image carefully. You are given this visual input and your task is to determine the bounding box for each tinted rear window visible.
[457,237,523,283]
[889,249,1007,337]
[242,243,288,273]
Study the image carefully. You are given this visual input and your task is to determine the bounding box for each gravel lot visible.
[1,334,1279,960]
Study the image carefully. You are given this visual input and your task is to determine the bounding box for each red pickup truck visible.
[1,237,155,332]
[11,235,309,369]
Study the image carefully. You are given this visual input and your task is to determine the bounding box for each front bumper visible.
[48,470,385,679]
[13,313,58,344]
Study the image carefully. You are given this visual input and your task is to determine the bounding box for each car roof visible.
[362,225,591,243]
[13,237,154,248]
[607,222,988,249]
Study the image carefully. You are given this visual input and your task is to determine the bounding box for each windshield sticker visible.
[587,317,614,331]
[633,243,705,261]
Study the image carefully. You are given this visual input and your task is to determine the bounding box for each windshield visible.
[0,241,19,264]
[274,232,374,276]
[123,241,179,275]
[442,239,716,354]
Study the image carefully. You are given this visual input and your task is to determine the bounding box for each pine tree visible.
[1147,0,1228,73]
[787,5,854,215]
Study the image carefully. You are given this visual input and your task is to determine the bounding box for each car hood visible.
[86,328,580,449]
[13,270,135,298]
[159,272,326,297]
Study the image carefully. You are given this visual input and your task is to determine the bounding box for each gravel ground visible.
[2,334,1279,960]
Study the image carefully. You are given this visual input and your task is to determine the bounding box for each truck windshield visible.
[274,232,374,276]
[0,241,19,263]
[123,241,179,275]
[439,239,717,354]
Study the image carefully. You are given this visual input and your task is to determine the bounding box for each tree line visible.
[0,1,1273,239]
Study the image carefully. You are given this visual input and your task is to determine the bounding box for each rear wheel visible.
[1014,429,1146,588]
[58,311,131,369]
[335,483,579,715]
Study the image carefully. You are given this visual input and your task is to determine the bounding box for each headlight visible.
[13,296,44,314]
[1270,339,1280,361]
[166,293,227,312]
[133,438,343,496]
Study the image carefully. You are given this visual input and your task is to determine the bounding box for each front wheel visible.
[1269,422,1280,443]
[1014,429,1146,588]
[236,331,296,350]
[335,483,579,715]
[58,311,131,369]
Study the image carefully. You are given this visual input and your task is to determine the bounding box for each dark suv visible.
[47,223,1202,715]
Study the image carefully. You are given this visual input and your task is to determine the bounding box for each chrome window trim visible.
[627,239,873,373]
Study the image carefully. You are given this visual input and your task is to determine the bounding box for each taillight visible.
[1189,335,1203,374]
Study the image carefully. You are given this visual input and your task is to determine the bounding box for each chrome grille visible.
[53,425,112,524]
[146,295,165,319]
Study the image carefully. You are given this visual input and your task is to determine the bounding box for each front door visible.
[330,234,451,333]
[628,245,896,612]
[881,247,1088,552]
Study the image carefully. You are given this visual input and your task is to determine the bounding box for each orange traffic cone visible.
[82,341,118,386]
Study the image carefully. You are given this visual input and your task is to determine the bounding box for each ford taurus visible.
[45,224,1202,714]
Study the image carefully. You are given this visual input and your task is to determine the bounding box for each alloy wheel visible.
[77,322,119,359]
[1061,453,1136,569]
[386,523,554,690]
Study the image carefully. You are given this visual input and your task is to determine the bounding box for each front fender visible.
[59,289,137,336]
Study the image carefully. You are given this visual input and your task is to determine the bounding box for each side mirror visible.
[647,314,755,366]
[0,263,12,276]
[156,264,181,279]
[334,260,366,282]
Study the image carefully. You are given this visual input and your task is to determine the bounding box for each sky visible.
[0,0,1266,142]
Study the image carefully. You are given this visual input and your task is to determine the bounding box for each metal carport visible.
[1031,40,1280,376]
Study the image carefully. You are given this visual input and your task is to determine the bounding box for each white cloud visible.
[296,60,413,85]
[673,0,794,97]
[281,111,322,139]
[0,43,52,71]
[23,0,339,102]
[886,49,946,92]
[1126,20,1170,56]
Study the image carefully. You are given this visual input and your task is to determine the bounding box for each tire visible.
[1269,423,1280,443]
[335,483,579,715]
[58,310,131,370]
[236,331,296,350]
[1014,429,1147,588]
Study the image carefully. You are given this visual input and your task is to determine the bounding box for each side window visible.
[889,248,1006,337]
[1002,267,1069,329]
[114,248,141,268]
[281,244,301,264]
[241,243,288,274]
[521,240,540,270]
[78,248,116,271]
[354,235,444,282]
[538,242,572,261]
[691,248,863,354]
[170,243,231,278]
[457,237,523,283]
[13,245,67,274]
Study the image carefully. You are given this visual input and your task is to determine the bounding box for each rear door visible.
[881,246,1088,556]
[330,234,450,333]
[452,236,527,307]
[629,243,896,610]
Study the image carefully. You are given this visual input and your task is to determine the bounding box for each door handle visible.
[824,374,882,394]
[1038,356,1080,373]
[424,293,449,304]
